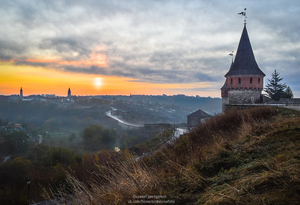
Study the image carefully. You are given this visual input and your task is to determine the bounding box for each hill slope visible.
[195,108,300,204]
[48,107,300,204]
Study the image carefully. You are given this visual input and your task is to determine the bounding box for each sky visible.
[0,0,299,97]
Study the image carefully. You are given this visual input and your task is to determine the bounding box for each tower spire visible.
[225,25,265,77]
[68,87,71,98]
[20,87,23,97]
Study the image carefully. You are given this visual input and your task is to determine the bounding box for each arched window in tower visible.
[258,78,260,84]
[230,78,233,84]
[250,77,252,84]
[238,78,241,84]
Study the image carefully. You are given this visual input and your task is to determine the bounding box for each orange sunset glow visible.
[12,50,108,68]
[0,62,217,97]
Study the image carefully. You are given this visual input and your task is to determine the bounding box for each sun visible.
[94,77,102,88]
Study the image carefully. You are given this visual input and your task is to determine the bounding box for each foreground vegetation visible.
[1,106,299,204]
[0,126,169,204]
[43,106,300,204]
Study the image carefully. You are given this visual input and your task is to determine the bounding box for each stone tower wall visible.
[228,89,261,104]
[222,97,229,112]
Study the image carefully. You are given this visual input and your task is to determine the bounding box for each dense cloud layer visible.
[1,0,299,95]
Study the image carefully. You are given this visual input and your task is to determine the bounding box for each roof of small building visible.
[188,109,211,118]
[225,25,265,77]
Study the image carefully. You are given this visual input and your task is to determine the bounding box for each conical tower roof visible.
[225,25,265,77]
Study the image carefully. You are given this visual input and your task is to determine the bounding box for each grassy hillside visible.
[47,107,300,204]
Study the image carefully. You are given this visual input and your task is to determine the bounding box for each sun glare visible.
[94,77,102,88]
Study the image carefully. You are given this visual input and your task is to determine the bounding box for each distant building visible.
[20,87,23,97]
[9,95,21,101]
[22,98,33,102]
[0,95,9,101]
[68,88,71,98]
[221,23,265,111]
[187,109,211,130]
[1,122,25,133]
[47,96,63,103]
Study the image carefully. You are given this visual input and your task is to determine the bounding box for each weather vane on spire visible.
[238,8,247,25]
[228,51,234,62]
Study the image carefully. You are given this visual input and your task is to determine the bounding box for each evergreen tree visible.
[265,70,287,101]
[282,86,294,99]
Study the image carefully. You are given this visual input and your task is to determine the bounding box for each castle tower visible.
[20,87,23,97]
[68,88,71,98]
[221,25,265,111]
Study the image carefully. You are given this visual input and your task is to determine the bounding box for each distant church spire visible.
[68,87,71,98]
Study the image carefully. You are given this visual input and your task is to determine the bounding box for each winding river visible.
[106,108,187,138]
[105,109,144,128]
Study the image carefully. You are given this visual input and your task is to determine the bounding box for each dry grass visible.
[45,107,300,204]
[44,155,164,204]
[197,108,300,205]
